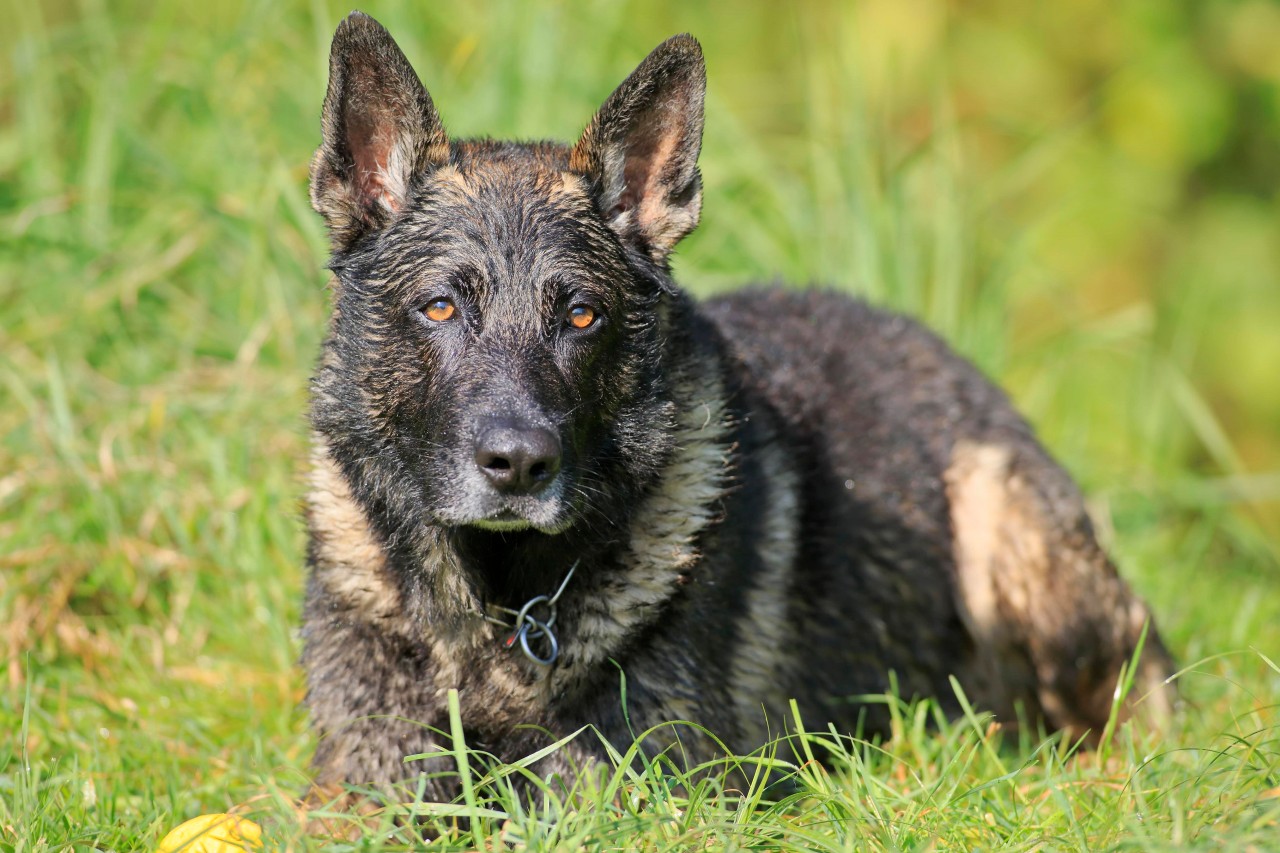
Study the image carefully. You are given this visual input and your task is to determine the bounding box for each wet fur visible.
[302,12,1174,803]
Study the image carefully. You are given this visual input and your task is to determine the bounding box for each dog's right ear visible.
[570,35,706,266]
[310,12,449,251]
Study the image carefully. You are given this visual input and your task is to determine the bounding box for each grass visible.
[2,0,1278,850]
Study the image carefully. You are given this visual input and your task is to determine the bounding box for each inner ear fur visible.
[310,11,449,250]
[570,34,706,264]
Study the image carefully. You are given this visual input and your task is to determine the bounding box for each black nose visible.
[474,421,562,494]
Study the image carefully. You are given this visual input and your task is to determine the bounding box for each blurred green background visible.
[1,0,1278,842]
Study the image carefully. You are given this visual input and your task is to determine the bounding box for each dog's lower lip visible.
[468,510,535,532]
[460,509,576,535]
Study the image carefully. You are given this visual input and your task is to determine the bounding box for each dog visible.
[301,11,1174,803]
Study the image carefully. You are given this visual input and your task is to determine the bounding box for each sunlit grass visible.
[2,1,1277,850]
[46,675,1271,851]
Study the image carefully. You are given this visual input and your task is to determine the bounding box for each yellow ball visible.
[156,814,263,853]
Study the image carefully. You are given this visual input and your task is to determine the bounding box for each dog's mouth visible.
[460,506,576,535]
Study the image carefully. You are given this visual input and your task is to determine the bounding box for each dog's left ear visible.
[570,35,705,264]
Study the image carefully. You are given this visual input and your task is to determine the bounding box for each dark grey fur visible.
[301,11,1174,804]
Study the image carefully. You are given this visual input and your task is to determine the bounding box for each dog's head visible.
[309,12,706,537]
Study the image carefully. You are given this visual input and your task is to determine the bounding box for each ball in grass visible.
[156,814,262,853]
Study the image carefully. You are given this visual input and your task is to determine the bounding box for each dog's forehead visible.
[404,142,622,292]
[443,141,592,216]
[434,161,591,222]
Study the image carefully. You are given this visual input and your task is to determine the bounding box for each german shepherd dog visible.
[302,11,1174,801]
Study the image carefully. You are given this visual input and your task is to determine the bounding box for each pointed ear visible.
[570,34,706,264]
[310,12,449,250]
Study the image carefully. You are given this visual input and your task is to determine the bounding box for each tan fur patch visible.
[553,171,588,199]
[307,437,401,622]
[946,441,1018,643]
[944,440,1046,715]
[431,164,471,193]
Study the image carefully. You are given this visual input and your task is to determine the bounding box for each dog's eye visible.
[567,305,597,330]
[423,298,456,323]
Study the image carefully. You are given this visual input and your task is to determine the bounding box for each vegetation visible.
[3,1,1277,849]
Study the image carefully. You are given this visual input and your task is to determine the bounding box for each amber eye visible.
[567,305,597,330]
[423,298,456,323]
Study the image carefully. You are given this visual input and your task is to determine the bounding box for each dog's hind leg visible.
[945,440,1176,742]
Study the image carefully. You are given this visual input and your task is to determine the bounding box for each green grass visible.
[3,1,1278,850]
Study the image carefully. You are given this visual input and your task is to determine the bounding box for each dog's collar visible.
[482,561,578,667]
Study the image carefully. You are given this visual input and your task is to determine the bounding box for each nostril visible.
[529,461,549,481]
[485,457,512,471]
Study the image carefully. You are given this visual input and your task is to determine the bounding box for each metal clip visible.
[486,560,578,667]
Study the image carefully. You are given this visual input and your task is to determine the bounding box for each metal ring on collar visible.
[518,616,559,666]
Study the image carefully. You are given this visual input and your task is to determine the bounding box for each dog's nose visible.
[474,422,562,494]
